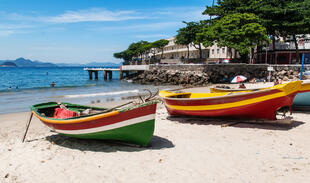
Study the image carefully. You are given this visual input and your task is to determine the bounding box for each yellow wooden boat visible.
[159,81,301,121]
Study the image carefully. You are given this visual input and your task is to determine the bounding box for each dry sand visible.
[1,85,310,183]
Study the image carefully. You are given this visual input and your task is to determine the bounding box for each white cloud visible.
[0,30,15,37]
[126,22,182,30]
[0,23,34,36]
[0,24,32,29]
[92,21,183,32]
[133,34,170,39]
[1,6,208,26]
[151,7,208,21]
[44,8,145,23]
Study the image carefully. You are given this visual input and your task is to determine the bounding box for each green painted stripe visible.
[61,119,155,146]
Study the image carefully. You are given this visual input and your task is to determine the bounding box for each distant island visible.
[0,57,121,67]
[0,62,17,67]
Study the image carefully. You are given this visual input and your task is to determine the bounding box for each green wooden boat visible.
[31,101,158,146]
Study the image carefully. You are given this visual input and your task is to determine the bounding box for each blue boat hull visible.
[293,91,310,106]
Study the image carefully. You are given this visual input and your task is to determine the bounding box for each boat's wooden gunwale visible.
[31,101,159,124]
[32,110,120,124]
[301,80,310,84]
[211,80,310,93]
[161,88,275,101]
[211,87,263,92]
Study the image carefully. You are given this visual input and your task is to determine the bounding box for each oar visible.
[101,101,133,113]
[22,112,34,143]
[93,89,158,113]
[90,101,134,115]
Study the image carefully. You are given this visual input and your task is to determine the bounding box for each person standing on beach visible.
[273,79,279,86]
[51,81,55,87]
[239,83,246,88]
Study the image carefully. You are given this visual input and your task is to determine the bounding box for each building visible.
[255,35,310,64]
[151,37,237,64]
[151,35,310,65]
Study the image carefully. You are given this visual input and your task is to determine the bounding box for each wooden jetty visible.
[84,65,149,80]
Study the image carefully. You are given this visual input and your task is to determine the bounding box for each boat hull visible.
[160,81,301,120]
[32,103,157,146]
[293,90,310,106]
[164,94,295,120]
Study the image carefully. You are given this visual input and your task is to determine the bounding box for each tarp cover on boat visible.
[53,108,78,119]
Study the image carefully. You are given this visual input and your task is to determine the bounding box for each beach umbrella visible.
[231,75,247,83]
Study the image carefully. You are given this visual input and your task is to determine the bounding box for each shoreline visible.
[1,85,310,182]
[0,82,177,115]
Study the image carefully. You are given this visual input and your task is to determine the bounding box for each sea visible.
[0,67,175,114]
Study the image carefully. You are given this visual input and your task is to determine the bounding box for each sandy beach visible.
[1,85,310,183]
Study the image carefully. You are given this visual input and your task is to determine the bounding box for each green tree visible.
[137,41,150,59]
[175,21,205,59]
[152,39,169,59]
[203,13,270,62]
[141,42,153,60]
[149,42,157,59]
[113,50,134,62]
[114,40,151,62]
[203,0,310,63]
[278,0,310,62]
[175,26,192,59]
[126,41,148,60]
[127,42,140,59]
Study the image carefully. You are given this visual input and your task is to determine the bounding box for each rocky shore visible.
[128,70,210,86]
[124,64,310,85]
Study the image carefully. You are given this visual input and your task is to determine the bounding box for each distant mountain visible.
[0,62,17,67]
[0,57,57,67]
[0,57,122,67]
[55,62,121,67]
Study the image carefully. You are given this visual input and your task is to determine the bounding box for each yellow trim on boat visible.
[165,92,284,111]
[32,110,119,124]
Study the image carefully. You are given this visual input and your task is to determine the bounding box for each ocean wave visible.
[0,83,102,93]
[61,89,140,98]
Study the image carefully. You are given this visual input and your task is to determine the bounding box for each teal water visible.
[0,67,174,114]
[0,67,116,91]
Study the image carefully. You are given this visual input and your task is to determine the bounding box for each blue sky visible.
[0,0,212,63]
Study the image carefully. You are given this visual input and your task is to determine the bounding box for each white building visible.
[152,37,237,63]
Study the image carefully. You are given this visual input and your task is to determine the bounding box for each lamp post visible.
[300,53,305,80]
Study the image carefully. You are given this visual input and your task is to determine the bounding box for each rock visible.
[127,65,306,85]
[283,76,289,81]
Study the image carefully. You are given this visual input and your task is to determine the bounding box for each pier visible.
[84,65,149,80]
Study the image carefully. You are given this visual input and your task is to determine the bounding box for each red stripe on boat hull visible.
[164,89,281,106]
[164,94,296,120]
[41,104,157,131]
[299,89,310,93]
